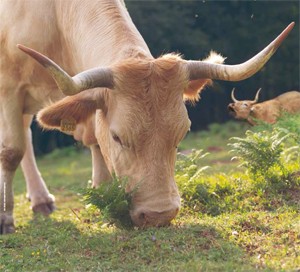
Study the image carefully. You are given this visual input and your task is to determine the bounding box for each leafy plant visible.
[82,176,135,229]
[176,150,238,215]
[229,130,288,176]
[176,149,210,180]
[229,116,300,193]
[254,112,300,143]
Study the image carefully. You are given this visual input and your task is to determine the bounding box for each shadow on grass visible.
[0,214,272,272]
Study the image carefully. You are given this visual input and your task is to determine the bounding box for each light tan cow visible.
[228,88,300,125]
[0,0,295,233]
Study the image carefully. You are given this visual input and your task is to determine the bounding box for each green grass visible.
[1,120,299,271]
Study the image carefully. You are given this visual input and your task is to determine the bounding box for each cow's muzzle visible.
[227,104,236,116]
[130,207,180,228]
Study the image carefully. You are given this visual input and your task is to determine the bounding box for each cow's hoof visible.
[0,215,15,235]
[26,193,31,202]
[32,202,56,216]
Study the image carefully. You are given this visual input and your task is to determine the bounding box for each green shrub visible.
[229,115,300,193]
[176,149,210,180]
[176,114,299,216]
[254,112,300,143]
[176,150,239,215]
[229,130,288,176]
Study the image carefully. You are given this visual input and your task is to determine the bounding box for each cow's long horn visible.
[231,88,239,103]
[187,22,295,81]
[17,44,114,95]
[252,88,261,103]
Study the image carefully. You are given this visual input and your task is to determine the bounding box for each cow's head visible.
[227,88,261,120]
[16,22,295,227]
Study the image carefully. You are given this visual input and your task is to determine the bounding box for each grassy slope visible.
[1,121,299,271]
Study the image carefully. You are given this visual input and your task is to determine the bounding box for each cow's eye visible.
[112,133,122,146]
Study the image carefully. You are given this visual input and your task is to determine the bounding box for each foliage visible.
[82,176,134,229]
[229,114,300,194]
[176,150,235,216]
[176,149,210,181]
[177,115,299,218]
[230,130,288,175]
[254,112,300,143]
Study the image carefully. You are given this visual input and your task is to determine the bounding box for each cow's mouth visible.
[227,105,236,116]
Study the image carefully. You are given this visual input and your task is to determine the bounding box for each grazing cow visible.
[0,0,295,234]
[228,88,300,125]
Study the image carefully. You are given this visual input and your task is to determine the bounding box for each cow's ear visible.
[37,91,105,131]
[183,79,212,102]
[183,51,224,102]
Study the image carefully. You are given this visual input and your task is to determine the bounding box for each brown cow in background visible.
[228,89,300,125]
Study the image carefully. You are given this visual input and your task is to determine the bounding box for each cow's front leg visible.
[0,171,17,234]
[90,145,111,187]
[21,115,55,215]
[0,101,25,234]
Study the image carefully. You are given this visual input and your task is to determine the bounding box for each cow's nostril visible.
[228,105,234,111]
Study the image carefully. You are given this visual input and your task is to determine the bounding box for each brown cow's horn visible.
[252,88,262,103]
[17,44,114,95]
[231,88,239,103]
[187,22,295,81]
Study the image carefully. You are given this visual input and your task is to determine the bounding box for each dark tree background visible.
[32,0,299,155]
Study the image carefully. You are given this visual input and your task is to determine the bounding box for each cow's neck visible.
[247,118,255,126]
[55,0,152,72]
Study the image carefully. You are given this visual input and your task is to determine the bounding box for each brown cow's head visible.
[27,54,210,227]
[228,88,261,121]
[16,22,295,227]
